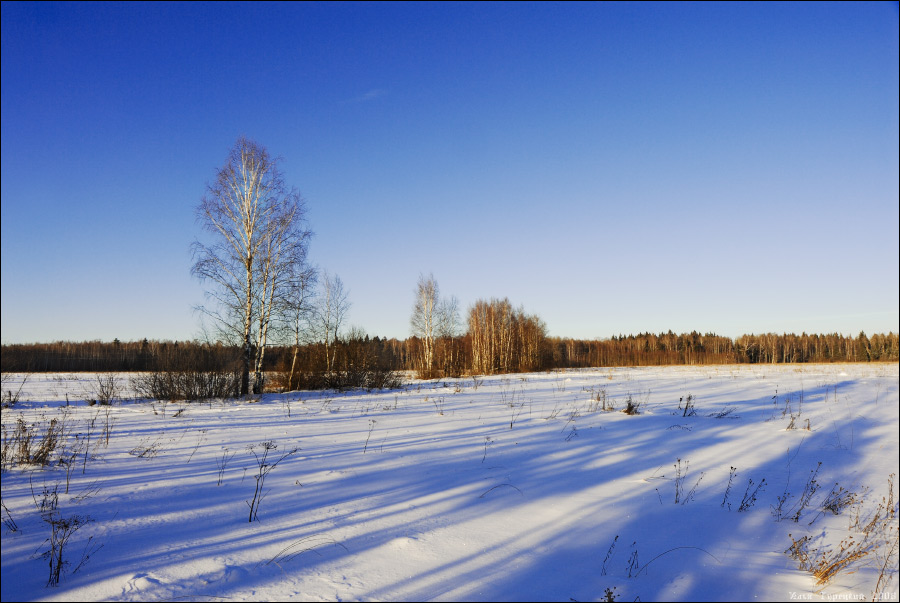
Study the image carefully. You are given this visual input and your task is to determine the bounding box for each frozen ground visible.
[1,364,898,602]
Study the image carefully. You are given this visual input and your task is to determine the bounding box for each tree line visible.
[4,140,896,389]
[543,330,899,367]
[3,330,896,377]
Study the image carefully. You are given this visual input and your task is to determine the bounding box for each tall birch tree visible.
[282,263,317,391]
[410,273,439,376]
[314,271,350,373]
[192,138,311,396]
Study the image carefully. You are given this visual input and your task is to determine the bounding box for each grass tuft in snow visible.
[246,440,299,522]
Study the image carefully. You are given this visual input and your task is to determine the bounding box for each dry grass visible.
[786,473,898,591]
[1,417,64,470]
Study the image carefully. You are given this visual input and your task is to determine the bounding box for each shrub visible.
[247,441,299,522]
[1,373,29,408]
[86,374,121,405]
[131,368,240,401]
[623,395,642,415]
[44,512,93,586]
[678,394,696,417]
[1,417,63,471]
[130,345,242,401]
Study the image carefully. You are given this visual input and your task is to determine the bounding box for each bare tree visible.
[282,263,317,391]
[314,271,350,373]
[437,294,461,339]
[250,203,313,393]
[192,138,311,396]
[436,293,462,375]
[411,274,462,378]
[410,273,439,376]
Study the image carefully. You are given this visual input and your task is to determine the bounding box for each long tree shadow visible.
[1,365,895,601]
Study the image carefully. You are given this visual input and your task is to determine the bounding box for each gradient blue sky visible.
[2,1,898,344]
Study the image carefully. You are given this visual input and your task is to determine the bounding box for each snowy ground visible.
[1,364,898,602]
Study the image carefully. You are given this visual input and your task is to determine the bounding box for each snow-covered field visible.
[1,364,898,602]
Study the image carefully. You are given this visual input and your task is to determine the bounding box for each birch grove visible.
[467,298,547,375]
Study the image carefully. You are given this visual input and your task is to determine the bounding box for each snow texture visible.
[1,364,898,602]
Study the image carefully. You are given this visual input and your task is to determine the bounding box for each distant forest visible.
[3,331,897,379]
[8,142,887,394]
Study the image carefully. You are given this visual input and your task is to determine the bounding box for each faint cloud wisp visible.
[344,88,388,104]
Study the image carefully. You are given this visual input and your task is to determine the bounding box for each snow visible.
[1,364,898,602]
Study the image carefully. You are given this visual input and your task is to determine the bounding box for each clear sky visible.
[2,1,898,344]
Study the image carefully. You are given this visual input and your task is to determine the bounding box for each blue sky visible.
[2,1,898,344]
